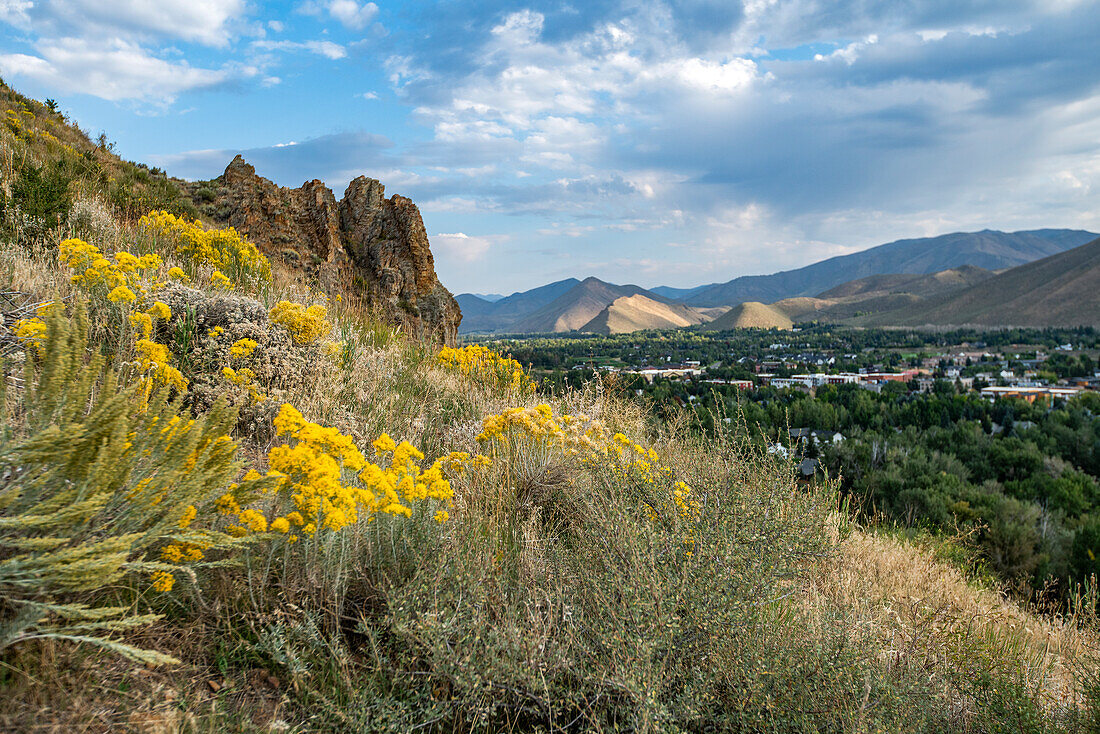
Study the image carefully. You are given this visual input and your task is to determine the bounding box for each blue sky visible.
[1,1,1098,295]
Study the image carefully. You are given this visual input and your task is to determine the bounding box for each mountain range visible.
[861,236,1100,328]
[682,228,1097,306]
[457,228,1099,334]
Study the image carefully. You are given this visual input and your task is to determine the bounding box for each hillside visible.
[701,301,794,330]
[866,236,1100,327]
[2,81,1098,732]
[816,265,995,299]
[507,277,657,333]
[684,229,1097,307]
[649,283,710,300]
[579,293,725,334]
[458,278,580,333]
[763,265,997,324]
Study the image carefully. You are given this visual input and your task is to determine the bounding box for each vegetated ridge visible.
[684,229,1097,307]
[771,265,997,323]
[863,235,1100,327]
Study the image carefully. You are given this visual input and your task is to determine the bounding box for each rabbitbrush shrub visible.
[0,300,253,664]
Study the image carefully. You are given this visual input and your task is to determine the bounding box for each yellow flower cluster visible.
[136,338,188,391]
[14,317,48,355]
[229,338,258,359]
[60,238,163,295]
[221,339,264,402]
[269,301,330,345]
[128,301,171,339]
[210,270,233,290]
[139,210,271,286]
[160,542,204,563]
[477,404,700,543]
[222,366,266,404]
[150,571,175,592]
[12,301,62,356]
[437,344,537,392]
[58,239,189,394]
[223,404,460,538]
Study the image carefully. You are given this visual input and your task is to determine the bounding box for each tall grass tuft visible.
[0,299,248,665]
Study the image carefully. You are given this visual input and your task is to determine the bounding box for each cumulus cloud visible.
[0,38,233,103]
[8,0,247,47]
[0,0,255,105]
[299,0,379,30]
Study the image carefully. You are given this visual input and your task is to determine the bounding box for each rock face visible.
[206,155,461,344]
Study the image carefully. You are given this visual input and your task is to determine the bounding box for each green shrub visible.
[11,161,72,229]
[0,300,248,665]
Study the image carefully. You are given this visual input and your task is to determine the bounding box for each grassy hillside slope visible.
[865,237,1100,327]
[816,265,995,299]
[1,81,1098,732]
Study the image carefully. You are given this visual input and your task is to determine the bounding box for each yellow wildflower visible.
[14,318,47,355]
[229,338,258,358]
[108,285,137,303]
[178,505,197,529]
[210,270,232,290]
[269,301,330,344]
[147,301,171,320]
[129,312,153,338]
[150,571,175,592]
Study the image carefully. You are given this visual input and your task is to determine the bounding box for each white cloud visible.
[327,0,378,30]
[0,0,32,26]
[299,0,378,30]
[0,37,231,103]
[360,90,378,99]
[648,57,759,92]
[268,20,285,33]
[433,232,492,261]
[18,0,246,47]
[253,39,347,60]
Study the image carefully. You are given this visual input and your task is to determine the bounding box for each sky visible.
[1,1,1099,296]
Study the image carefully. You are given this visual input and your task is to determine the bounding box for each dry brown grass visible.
[0,626,293,733]
[808,527,1097,719]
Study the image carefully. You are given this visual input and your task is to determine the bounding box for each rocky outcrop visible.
[201,155,461,344]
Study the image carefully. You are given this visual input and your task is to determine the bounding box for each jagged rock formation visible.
[198,155,461,344]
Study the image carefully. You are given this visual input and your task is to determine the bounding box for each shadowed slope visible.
[867,237,1100,327]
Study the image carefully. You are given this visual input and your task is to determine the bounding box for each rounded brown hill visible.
[701,301,793,330]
